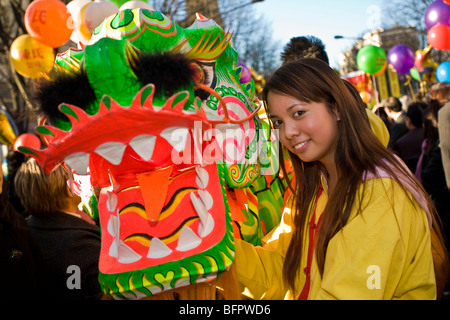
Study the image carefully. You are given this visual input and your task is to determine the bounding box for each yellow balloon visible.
[359,91,372,103]
[10,34,55,79]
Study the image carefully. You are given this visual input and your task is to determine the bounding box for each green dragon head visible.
[20,8,274,299]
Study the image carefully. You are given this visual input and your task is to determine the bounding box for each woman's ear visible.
[331,104,341,122]
[333,107,341,121]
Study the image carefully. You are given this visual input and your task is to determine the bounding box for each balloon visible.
[388,44,415,74]
[359,91,372,103]
[356,45,387,75]
[436,61,450,82]
[67,0,92,46]
[119,0,153,10]
[410,68,421,81]
[84,0,119,34]
[425,0,450,30]
[428,23,450,50]
[374,60,387,77]
[13,133,42,152]
[10,34,55,79]
[238,62,252,84]
[445,0,450,4]
[24,0,73,48]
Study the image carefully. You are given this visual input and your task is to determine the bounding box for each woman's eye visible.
[293,110,305,118]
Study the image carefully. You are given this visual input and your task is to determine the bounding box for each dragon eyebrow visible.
[172,29,233,61]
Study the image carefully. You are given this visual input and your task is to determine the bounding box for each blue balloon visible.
[436,61,450,82]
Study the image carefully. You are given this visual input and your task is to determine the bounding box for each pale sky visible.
[253,0,386,69]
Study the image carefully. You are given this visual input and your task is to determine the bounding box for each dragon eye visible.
[192,61,217,101]
[190,62,205,84]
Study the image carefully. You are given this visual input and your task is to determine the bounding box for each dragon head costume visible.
[20,8,289,299]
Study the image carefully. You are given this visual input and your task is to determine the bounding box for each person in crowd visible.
[432,83,450,190]
[440,102,450,190]
[280,35,329,66]
[0,162,45,299]
[234,58,448,299]
[372,99,391,133]
[14,158,103,300]
[393,102,426,173]
[419,101,450,240]
[384,96,408,149]
[430,82,450,107]
[5,150,26,216]
[418,99,450,298]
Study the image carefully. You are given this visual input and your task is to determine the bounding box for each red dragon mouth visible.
[100,163,227,274]
[23,84,232,278]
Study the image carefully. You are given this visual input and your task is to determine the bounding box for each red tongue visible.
[137,166,174,221]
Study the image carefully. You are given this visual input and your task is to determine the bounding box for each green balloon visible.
[410,68,421,81]
[356,45,387,75]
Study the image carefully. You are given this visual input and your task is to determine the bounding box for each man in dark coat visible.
[14,158,103,300]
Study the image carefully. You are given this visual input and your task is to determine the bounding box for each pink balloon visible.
[428,23,450,50]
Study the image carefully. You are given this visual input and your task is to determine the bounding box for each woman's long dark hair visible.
[262,58,444,294]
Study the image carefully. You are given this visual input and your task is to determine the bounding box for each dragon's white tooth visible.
[64,152,90,175]
[95,142,127,165]
[107,214,118,237]
[147,237,172,259]
[160,127,189,152]
[106,191,118,212]
[117,240,142,264]
[195,166,209,188]
[109,238,118,258]
[190,192,214,238]
[190,192,208,221]
[198,190,213,210]
[129,134,156,161]
[108,214,119,257]
[198,213,214,238]
[176,226,202,252]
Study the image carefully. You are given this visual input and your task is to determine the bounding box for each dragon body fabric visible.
[21,9,290,299]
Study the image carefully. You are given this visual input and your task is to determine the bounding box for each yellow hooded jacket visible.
[235,174,436,299]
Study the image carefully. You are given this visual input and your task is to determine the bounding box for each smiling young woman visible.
[234,58,448,300]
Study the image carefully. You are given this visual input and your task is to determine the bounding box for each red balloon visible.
[445,0,450,5]
[24,0,73,48]
[13,133,42,152]
[428,23,450,50]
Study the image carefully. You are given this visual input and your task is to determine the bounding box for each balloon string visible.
[404,75,416,102]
